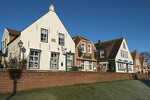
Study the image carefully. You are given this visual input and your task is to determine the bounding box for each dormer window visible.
[81,42,86,52]
[88,44,92,53]
[100,50,105,58]
[41,28,48,42]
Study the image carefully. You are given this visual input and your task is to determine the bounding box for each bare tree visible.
[140,51,150,66]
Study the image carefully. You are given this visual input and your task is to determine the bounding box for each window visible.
[81,42,85,52]
[59,33,65,46]
[5,39,7,48]
[123,42,126,49]
[118,63,124,70]
[100,50,105,58]
[136,59,139,65]
[128,65,132,71]
[89,61,92,70]
[50,52,59,69]
[3,41,4,49]
[81,60,84,70]
[29,50,40,68]
[41,28,48,42]
[121,50,128,59]
[88,44,92,53]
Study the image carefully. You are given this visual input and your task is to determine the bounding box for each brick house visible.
[131,50,142,73]
[139,55,148,73]
[95,37,134,73]
[72,35,97,71]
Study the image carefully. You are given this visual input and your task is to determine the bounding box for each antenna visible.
[120,33,123,37]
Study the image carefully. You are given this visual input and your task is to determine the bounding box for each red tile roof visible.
[139,57,144,65]
[7,28,21,36]
[131,52,135,60]
[72,35,90,46]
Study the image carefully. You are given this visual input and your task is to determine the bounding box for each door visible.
[85,61,89,71]
[66,54,73,71]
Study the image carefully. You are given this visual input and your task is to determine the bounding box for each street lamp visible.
[18,40,23,61]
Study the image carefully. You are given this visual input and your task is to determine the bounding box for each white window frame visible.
[41,28,48,42]
[29,50,41,69]
[88,44,92,53]
[81,60,85,70]
[118,63,124,70]
[50,52,59,70]
[100,50,105,58]
[123,42,126,49]
[81,42,86,52]
[121,50,128,59]
[89,61,93,70]
[59,33,65,46]
[136,59,139,65]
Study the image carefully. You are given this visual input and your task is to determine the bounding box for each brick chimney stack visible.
[134,50,137,53]
[98,40,101,45]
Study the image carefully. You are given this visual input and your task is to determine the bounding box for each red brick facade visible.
[73,35,97,72]
[131,50,142,73]
[0,70,149,93]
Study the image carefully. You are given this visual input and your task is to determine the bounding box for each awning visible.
[76,58,97,62]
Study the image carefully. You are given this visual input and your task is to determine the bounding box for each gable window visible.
[50,52,59,69]
[89,61,92,70]
[121,50,128,59]
[136,59,139,65]
[41,28,48,42]
[81,42,86,52]
[88,44,92,53]
[59,33,65,46]
[81,60,85,70]
[100,50,105,58]
[123,42,126,49]
[29,50,40,69]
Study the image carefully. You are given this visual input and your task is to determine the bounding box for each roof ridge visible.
[101,37,124,44]
[6,28,21,32]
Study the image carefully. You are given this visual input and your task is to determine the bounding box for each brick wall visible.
[0,70,149,93]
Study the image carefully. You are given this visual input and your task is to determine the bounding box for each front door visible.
[85,61,89,71]
[66,54,73,71]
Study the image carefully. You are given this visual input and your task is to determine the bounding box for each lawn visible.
[0,79,150,100]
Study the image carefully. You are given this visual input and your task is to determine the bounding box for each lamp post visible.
[18,40,23,61]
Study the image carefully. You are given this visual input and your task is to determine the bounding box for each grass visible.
[0,79,150,100]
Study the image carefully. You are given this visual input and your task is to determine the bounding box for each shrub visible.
[4,57,27,69]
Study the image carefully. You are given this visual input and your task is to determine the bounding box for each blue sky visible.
[0,0,150,53]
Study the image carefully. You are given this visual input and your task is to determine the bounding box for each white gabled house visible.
[95,37,134,73]
[4,5,75,70]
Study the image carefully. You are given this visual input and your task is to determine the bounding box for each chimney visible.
[49,4,54,11]
[134,50,137,53]
[98,40,101,45]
